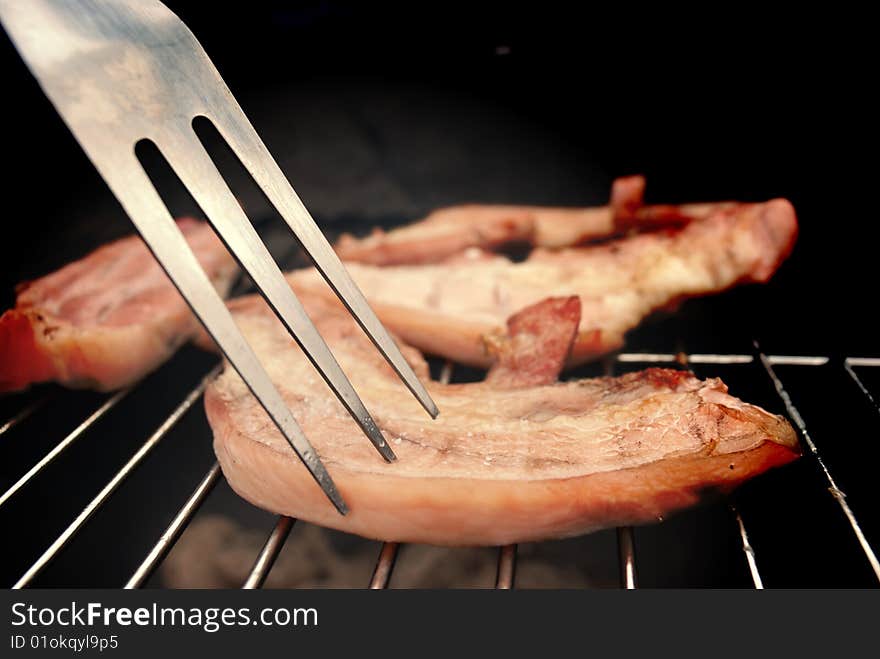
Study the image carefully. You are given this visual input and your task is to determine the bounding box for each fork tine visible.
[160,131,396,462]
[202,106,440,419]
[96,153,348,514]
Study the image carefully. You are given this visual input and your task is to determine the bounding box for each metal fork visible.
[0,0,438,514]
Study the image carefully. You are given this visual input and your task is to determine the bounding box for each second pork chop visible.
[288,198,798,368]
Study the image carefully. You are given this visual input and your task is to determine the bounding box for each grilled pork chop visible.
[0,218,237,392]
[206,291,799,546]
[290,198,798,368]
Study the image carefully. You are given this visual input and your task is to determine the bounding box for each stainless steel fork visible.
[0,0,439,514]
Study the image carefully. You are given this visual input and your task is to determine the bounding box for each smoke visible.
[160,515,618,589]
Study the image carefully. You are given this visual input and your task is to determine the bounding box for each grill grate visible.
[10,367,221,589]
[0,390,129,508]
[1,351,879,589]
[757,349,880,579]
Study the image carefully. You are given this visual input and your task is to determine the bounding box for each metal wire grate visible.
[2,350,879,589]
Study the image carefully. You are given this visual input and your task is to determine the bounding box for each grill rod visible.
[495,545,517,589]
[0,394,52,439]
[12,366,220,589]
[616,528,638,589]
[731,503,763,589]
[243,516,296,589]
[616,353,829,366]
[757,347,880,582]
[125,462,223,589]
[0,389,130,509]
[369,543,400,589]
[845,358,880,417]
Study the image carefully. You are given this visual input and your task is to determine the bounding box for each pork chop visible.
[0,218,238,392]
[206,292,799,546]
[334,175,725,265]
[289,198,798,368]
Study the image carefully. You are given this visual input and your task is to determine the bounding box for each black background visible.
[1,2,875,356]
[0,3,877,589]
